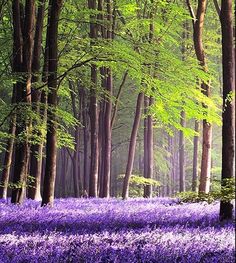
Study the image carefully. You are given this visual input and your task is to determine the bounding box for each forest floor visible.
[0,198,235,263]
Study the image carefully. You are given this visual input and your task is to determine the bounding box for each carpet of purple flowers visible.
[0,198,235,263]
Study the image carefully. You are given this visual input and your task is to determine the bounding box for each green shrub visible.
[176,178,235,203]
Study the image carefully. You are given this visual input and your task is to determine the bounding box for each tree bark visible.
[220,0,235,220]
[28,0,46,201]
[186,0,212,194]
[143,96,148,196]
[179,111,186,192]
[41,0,63,206]
[101,0,113,198]
[0,115,16,199]
[144,96,154,197]
[122,92,144,199]
[199,119,212,193]
[192,120,200,191]
[98,99,105,196]
[81,87,89,195]
[69,81,80,197]
[11,0,35,204]
[88,0,99,197]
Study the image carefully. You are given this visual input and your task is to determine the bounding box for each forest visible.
[0,0,235,262]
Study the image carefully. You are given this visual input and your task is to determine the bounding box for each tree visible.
[122,92,144,199]
[41,0,63,206]
[88,0,99,198]
[179,111,186,192]
[186,0,212,194]
[11,0,36,204]
[102,0,113,198]
[0,100,16,199]
[192,120,200,191]
[28,0,46,201]
[219,0,235,220]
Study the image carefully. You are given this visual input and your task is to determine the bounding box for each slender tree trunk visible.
[144,97,154,197]
[220,0,235,220]
[88,0,99,197]
[0,81,17,199]
[122,92,144,199]
[192,120,200,191]
[41,0,63,206]
[28,0,46,200]
[97,0,105,197]
[61,149,66,197]
[0,116,16,199]
[186,0,212,194]
[69,81,79,197]
[81,87,89,195]
[11,0,35,204]
[199,119,212,193]
[102,0,113,198]
[89,66,99,197]
[167,134,173,196]
[179,111,186,192]
[98,99,105,196]
[174,131,179,193]
[143,96,148,196]
[102,70,112,198]
[77,82,84,195]
[143,11,154,198]
[111,71,128,129]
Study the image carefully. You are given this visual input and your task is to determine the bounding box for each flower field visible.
[0,198,235,263]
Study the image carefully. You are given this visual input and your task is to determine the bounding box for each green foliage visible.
[118,174,161,197]
[0,175,36,189]
[176,178,235,203]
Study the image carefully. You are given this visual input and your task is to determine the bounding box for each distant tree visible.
[192,120,200,191]
[144,9,154,198]
[179,110,186,192]
[101,0,113,198]
[88,0,99,198]
[122,92,144,199]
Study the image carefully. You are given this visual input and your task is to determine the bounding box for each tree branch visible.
[186,0,196,27]
[213,0,220,17]
[111,70,128,128]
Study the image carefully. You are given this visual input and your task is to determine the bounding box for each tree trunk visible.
[0,116,16,199]
[186,0,212,194]
[102,0,113,198]
[167,134,173,196]
[69,81,79,197]
[81,87,89,196]
[88,0,99,197]
[41,0,63,206]
[144,96,154,197]
[179,110,186,192]
[192,120,200,191]
[28,0,46,201]
[220,0,235,220]
[11,0,35,204]
[199,119,212,193]
[98,99,105,196]
[122,92,144,199]
[97,0,105,197]
[143,96,148,196]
